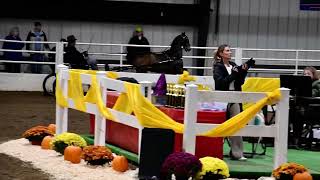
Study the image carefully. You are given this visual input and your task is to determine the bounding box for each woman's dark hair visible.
[213,44,229,63]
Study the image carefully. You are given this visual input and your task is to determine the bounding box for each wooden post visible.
[274,88,290,168]
[183,84,198,154]
[55,64,69,135]
[94,72,107,146]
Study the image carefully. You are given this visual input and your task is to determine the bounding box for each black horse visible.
[127,32,191,74]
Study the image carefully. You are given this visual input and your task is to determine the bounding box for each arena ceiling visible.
[1,1,211,26]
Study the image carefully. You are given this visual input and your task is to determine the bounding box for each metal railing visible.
[0,39,63,73]
[1,38,320,75]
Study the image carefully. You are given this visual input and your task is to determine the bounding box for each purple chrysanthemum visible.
[160,152,202,180]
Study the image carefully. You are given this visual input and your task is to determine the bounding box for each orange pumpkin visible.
[41,136,53,149]
[112,155,128,172]
[48,124,56,133]
[64,146,82,164]
[293,172,313,180]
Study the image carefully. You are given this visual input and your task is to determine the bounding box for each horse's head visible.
[180,32,191,52]
[170,32,191,53]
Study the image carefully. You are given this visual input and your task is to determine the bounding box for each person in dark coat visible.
[26,22,50,73]
[64,35,88,70]
[126,26,150,64]
[303,66,320,97]
[2,27,24,73]
[213,44,249,161]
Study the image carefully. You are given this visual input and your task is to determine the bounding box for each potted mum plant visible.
[82,145,114,165]
[22,126,54,145]
[51,132,87,154]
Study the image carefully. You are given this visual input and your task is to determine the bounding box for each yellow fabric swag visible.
[56,70,282,137]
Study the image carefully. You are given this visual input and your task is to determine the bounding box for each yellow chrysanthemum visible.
[196,157,230,179]
[51,132,87,154]
[51,132,87,147]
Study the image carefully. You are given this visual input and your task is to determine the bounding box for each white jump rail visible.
[0,40,64,73]
[183,84,290,169]
[56,64,152,161]
[112,71,215,90]
[1,38,320,75]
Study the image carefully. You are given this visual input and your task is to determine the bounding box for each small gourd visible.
[48,124,56,133]
[293,172,313,180]
[41,136,53,150]
[64,146,82,164]
[112,155,128,172]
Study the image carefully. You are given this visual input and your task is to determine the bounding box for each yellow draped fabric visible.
[55,75,68,107]
[56,70,282,137]
[106,71,119,79]
[124,82,184,133]
[56,70,119,114]
[68,71,86,112]
[242,77,280,110]
[178,70,196,84]
[201,89,281,137]
[112,93,133,114]
[89,75,115,120]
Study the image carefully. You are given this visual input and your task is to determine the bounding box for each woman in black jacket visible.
[213,44,248,161]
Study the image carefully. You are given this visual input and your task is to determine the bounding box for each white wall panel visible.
[208,0,320,64]
[213,0,320,49]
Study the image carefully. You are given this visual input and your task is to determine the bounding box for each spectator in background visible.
[64,35,88,69]
[126,26,150,64]
[2,27,24,73]
[303,66,320,97]
[26,22,50,73]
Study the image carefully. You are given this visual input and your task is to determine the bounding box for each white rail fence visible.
[55,64,214,161]
[183,85,290,168]
[56,64,290,168]
[1,39,320,75]
[56,64,153,161]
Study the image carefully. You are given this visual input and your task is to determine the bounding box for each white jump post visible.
[94,72,107,146]
[55,42,64,73]
[273,88,290,168]
[56,64,69,135]
[183,84,198,154]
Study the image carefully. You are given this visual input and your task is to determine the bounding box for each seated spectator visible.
[64,35,88,69]
[303,66,320,97]
[2,27,24,73]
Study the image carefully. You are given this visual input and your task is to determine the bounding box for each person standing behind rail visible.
[26,22,50,74]
[213,44,249,161]
[2,27,24,73]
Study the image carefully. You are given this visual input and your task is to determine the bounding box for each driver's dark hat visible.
[67,35,77,42]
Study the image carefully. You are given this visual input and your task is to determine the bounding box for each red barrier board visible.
[89,91,226,159]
